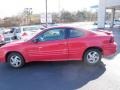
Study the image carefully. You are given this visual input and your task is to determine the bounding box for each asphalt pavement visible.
[0,27,120,90]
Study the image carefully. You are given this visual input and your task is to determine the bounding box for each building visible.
[98,0,120,28]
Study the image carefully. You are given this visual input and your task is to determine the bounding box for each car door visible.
[67,28,86,60]
[26,28,68,61]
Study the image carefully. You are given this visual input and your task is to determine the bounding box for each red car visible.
[0,26,117,68]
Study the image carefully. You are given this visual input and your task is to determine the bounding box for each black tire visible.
[7,53,25,68]
[83,49,102,65]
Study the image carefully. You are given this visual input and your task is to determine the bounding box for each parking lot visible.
[0,27,120,90]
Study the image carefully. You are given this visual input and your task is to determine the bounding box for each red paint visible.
[0,26,117,63]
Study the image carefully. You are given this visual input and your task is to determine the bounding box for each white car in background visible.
[0,28,5,45]
[16,25,44,39]
[114,20,120,25]
[3,25,44,44]
[3,28,16,44]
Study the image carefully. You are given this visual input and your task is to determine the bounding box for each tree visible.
[0,10,98,27]
[52,13,60,23]
[76,11,86,21]
[60,10,76,23]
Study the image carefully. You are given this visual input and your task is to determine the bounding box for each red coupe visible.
[0,26,117,68]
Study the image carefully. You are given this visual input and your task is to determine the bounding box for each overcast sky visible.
[0,0,99,18]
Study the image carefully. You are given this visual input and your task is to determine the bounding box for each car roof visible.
[45,25,82,30]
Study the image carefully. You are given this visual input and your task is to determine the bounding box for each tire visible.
[7,53,25,68]
[83,49,102,65]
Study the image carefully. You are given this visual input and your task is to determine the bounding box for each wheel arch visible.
[82,46,103,60]
[5,51,25,62]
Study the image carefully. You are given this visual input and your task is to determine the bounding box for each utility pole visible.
[45,0,48,27]
[58,0,61,23]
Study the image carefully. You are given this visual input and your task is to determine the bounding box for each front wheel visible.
[7,53,25,68]
[83,49,102,65]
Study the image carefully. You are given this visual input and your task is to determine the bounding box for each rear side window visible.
[69,29,84,38]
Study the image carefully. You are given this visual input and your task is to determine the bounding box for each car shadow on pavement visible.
[0,61,106,90]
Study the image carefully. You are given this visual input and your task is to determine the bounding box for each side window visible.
[16,28,21,33]
[37,28,65,42]
[69,29,84,38]
[10,28,15,33]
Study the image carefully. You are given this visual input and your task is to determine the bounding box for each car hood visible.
[2,40,26,48]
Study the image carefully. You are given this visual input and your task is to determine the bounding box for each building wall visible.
[98,0,120,28]
[105,0,120,7]
[98,0,106,28]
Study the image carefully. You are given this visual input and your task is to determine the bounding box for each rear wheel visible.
[7,53,25,68]
[83,49,102,65]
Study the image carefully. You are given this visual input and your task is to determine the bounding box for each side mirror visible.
[32,38,39,43]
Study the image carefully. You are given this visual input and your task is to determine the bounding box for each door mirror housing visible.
[32,38,39,43]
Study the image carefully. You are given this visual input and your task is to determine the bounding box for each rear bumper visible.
[103,42,117,57]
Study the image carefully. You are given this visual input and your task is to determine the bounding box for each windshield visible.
[21,29,43,41]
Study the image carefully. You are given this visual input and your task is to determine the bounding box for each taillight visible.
[22,33,27,36]
[109,37,114,43]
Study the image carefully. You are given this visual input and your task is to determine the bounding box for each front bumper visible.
[0,48,7,63]
[103,42,117,57]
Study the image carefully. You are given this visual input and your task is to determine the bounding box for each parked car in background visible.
[0,28,5,45]
[0,26,117,68]
[3,28,18,44]
[93,21,107,25]
[3,25,44,44]
[41,23,58,28]
[94,20,120,26]
[114,19,120,25]
[15,25,44,40]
